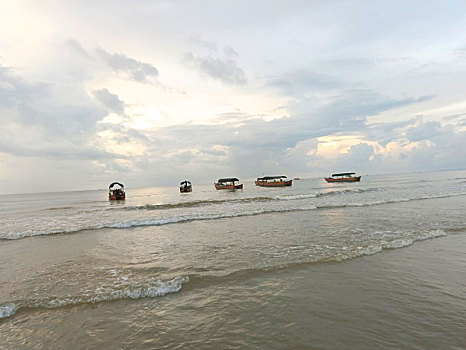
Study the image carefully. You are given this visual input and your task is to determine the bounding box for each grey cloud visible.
[390,126,466,172]
[92,88,125,114]
[266,70,339,96]
[98,124,149,144]
[347,143,375,161]
[183,52,247,85]
[223,46,239,58]
[187,35,218,51]
[0,139,117,160]
[0,64,117,163]
[406,121,441,142]
[96,48,159,82]
[88,90,464,187]
[365,117,418,146]
[0,66,49,108]
[65,39,91,58]
[442,112,466,122]
[18,103,105,138]
[165,90,432,154]
[138,89,439,179]
[0,65,105,137]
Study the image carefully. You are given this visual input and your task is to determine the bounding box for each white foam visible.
[355,229,448,259]
[3,191,464,240]
[41,276,189,309]
[0,303,18,319]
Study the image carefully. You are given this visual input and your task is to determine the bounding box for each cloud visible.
[0,65,105,136]
[223,46,239,59]
[96,48,159,82]
[91,88,125,114]
[183,51,247,85]
[187,35,218,51]
[406,121,441,142]
[266,70,339,96]
[0,66,49,109]
[365,117,418,146]
[0,63,123,167]
[65,38,91,58]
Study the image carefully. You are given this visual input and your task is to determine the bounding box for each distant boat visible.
[214,178,243,190]
[255,175,292,187]
[293,177,300,181]
[325,172,361,183]
[179,180,192,193]
[109,182,125,200]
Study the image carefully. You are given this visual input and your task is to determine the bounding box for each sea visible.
[1,170,465,349]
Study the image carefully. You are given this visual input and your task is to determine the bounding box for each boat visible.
[255,175,292,187]
[214,178,243,190]
[293,177,301,181]
[325,172,361,183]
[180,180,192,193]
[109,182,125,200]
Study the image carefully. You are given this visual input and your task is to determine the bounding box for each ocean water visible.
[1,170,465,349]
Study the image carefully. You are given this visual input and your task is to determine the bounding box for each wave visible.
[315,192,466,209]
[117,197,274,211]
[0,228,457,320]
[181,228,453,293]
[111,188,381,212]
[339,228,448,259]
[44,206,76,211]
[0,276,189,320]
[2,192,465,240]
[187,229,451,288]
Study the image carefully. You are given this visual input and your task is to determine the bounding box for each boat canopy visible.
[331,172,356,177]
[217,178,239,183]
[180,180,191,185]
[109,182,124,189]
[259,175,287,180]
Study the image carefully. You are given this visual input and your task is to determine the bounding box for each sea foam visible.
[0,303,19,319]
[0,276,189,319]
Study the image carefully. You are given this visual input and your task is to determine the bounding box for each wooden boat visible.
[325,172,361,183]
[255,176,292,187]
[109,182,125,200]
[214,178,243,190]
[180,180,192,193]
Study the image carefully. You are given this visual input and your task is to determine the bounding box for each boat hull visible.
[214,183,243,190]
[109,194,125,200]
[325,176,361,183]
[256,180,292,187]
[180,186,192,193]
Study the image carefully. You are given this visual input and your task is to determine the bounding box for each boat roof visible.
[180,180,191,185]
[258,175,287,180]
[331,172,356,177]
[217,178,239,182]
[109,182,124,189]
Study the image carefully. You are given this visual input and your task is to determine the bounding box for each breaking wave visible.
[0,276,189,320]
[187,229,452,287]
[2,192,465,240]
[0,228,457,320]
[330,228,449,261]
[110,188,381,212]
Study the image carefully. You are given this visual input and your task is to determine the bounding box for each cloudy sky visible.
[1,0,465,194]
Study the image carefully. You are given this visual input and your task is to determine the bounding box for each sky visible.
[0,0,465,194]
